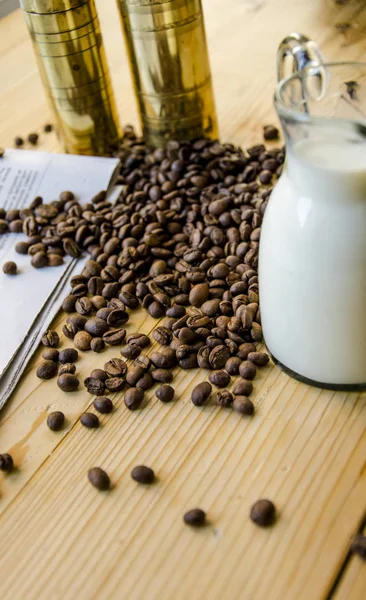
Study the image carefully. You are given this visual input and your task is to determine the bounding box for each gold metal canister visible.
[20,0,121,155]
[117,0,218,146]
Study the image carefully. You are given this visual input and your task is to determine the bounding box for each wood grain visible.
[0,1,365,599]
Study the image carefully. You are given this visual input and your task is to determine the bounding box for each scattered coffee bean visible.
[88,467,110,491]
[84,317,109,337]
[42,348,59,362]
[104,358,127,377]
[215,389,234,407]
[81,412,100,428]
[93,397,113,414]
[156,384,174,403]
[47,411,65,431]
[84,377,106,396]
[263,124,279,140]
[120,344,141,360]
[91,337,105,353]
[103,328,126,345]
[350,534,366,559]
[153,326,172,346]
[28,133,39,145]
[41,330,59,348]
[15,136,24,147]
[183,508,206,527]
[131,465,155,484]
[239,360,257,380]
[59,362,76,375]
[90,368,108,381]
[59,347,78,364]
[124,387,144,410]
[151,368,173,383]
[225,357,242,375]
[232,379,253,396]
[15,241,30,255]
[74,331,92,351]
[247,351,269,366]
[36,359,58,380]
[126,364,145,387]
[209,370,230,388]
[0,453,14,472]
[105,377,125,392]
[44,123,53,132]
[233,396,254,415]
[191,382,212,406]
[57,373,79,392]
[3,261,17,275]
[136,372,154,391]
[126,333,151,348]
[31,251,48,269]
[250,499,276,527]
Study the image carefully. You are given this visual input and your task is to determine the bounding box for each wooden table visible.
[0,1,365,599]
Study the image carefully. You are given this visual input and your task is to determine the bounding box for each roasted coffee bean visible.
[209,345,230,370]
[189,283,209,307]
[84,377,106,396]
[250,499,276,527]
[247,351,269,366]
[81,412,100,428]
[57,373,79,392]
[126,365,145,386]
[105,377,125,391]
[28,132,39,145]
[44,123,53,133]
[75,296,92,315]
[59,347,78,364]
[66,314,87,330]
[15,241,31,255]
[237,342,256,360]
[183,508,206,527]
[150,351,174,369]
[47,411,65,431]
[131,465,155,484]
[59,363,76,375]
[233,396,254,415]
[263,124,279,140]
[88,467,110,491]
[103,328,126,345]
[36,359,58,380]
[74,331,92,351]
[134,355,151,371]
[239,360,257,380]
[124,387,144,410]
[91,295,107,310]
[209,370,231,388]
[156,384,174,403]
[191,381,212,406]
[136,372,154,391]
[63,238,82,258]
[0,219,9,234]
[104,358,127,377]
[120,344,141,360]
[15,136,24,147]
[90,369,108,381]
[350,534,366,559]
[151,368,173,383]
[177,327,195,344]
[153,326,172,346]
[48,254,64,266]
[179,354,198,369]
[62,323,78,339]
[31,251,48,268]
[107,309,129,327]
[119,291,139,309]
[225,356,242,375]
[232,379,253,396]
[42,348,59,362]
[166,304,186,318]
[41,330,59,348]
[90,337,105,353]
[93,397,113,414]
[0,453,14,472]
[3,261,17,275]
[215,389,234,407]
[84,317,109,337]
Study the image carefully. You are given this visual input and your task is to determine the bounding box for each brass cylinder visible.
[20,0,121,155]
[117,0,218,146]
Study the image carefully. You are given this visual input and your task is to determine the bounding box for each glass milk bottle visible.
[259,34,366,390]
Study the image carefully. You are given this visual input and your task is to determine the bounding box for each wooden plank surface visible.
[0,1,365,599]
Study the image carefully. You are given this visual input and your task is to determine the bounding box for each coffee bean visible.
[75,296,92,316]
[88,467,110,491]
[247,351,269,366]
[263,124,279,140]
[166,304,186,318]
[90,369,108,381]
[84,377,106,395]
[15,241,30,255]
[225,357,242,375]
[124,387,144,410]
[126,364,145,386]
[191,381,212,406]
[59,363,76,375]
[153,326,172,346]
[31,251,48,268]
[84,317,109,337]
[28,133,39,145]
[91,337,105,352]
[3,261,17,275]
[232,379,253,396]
[156,384,174,403]
[189,283,209,307]
[105,377,125,391]
[104,358,127,377]
[44,123,53,133]
[81,412,100,428]
[183,508,206,526]
[15,136,24,147]
[350,534,366,559]
[209,370,230,388]
[74,331,92,351]
[103,328,126,345]
[136,372,154,391]
[237,343,257,360]
[42,348,59,362]
[0,453,14,472]
[233,396,254,415]
[131,465,155,484]
[239,360,257,380]
[209,345,230,370]
[151,368,174,383]
[36,360,58,379]
[48,254,64,267]
[93,397,113,414]
[214,389,234,407]
[47,411,65,431]
[120,344,141,360]
[41,330,59,348]
[57,373,79,392]
[250,499,276,527]
[59,347,78,364]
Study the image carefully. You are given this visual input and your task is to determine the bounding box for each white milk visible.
[258,139,366,386]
